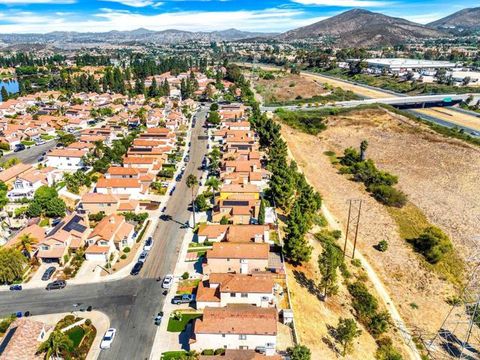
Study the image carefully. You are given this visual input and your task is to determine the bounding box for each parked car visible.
[51,218,62,227]
[9,285,22,291]
[154,312,163,326]
[138,251,148,263]
[35,139,46,145]
[130,262,143,276]
[46,280,66,291]
[169,186,176,196]
[100,328,117,349]
[143,237,153,251]
[14,144,25,152]
[41,266,56,281]
[162,274,174,289]
[175,174,182,182]
[184,155,190,162]
[172,294,195,305]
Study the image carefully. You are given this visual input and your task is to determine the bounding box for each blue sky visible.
[0,0,474,33]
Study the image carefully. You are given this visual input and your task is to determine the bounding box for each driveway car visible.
[41,266,56,281]
[130,261,143,276]
[46,280,66,291]
[162,274,174,289]
[172,294,195,305]
[9,285,22,291]
[100,328,117,349]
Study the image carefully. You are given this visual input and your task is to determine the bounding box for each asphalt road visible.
[0,109,209,360]
[1,140,57,164]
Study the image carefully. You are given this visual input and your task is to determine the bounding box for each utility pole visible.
[343,199,363,259]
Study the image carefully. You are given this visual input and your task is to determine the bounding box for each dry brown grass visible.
[280,107,480,348]
[253,73,328,104]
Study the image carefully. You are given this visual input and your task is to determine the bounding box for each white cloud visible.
[0,7,315,33]
[292,0,389,6]
[101,0,162,7]
[0,0,74,3]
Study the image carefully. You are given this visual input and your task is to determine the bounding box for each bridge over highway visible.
[261,94,476,112]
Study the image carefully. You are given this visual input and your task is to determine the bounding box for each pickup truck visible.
[171,294,195,305]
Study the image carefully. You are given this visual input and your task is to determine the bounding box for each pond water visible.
[0,79,19,101]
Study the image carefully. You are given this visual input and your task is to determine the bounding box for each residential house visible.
[0,318,53,360]
[36,213,89,264]
[95,177,144,200]
[197,224,270,244]
[203,242,269,275]
[79,193,140,215]
[7,167,58,201]
[199,350,281,360]
[196,273,275,309]
[191,305,277,352]
[46,149,87,172]
[85,214,135,261]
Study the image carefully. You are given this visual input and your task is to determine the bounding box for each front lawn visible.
[66,326,85,348]
[167,313,202,332]
[161,351,187,360]
[21,140,36,146]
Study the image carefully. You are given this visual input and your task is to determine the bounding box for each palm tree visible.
[205,177,221,206]
[37,330,73,359]
[16,233,38,258]
[0,248,26,284]
[181,350,199,360]
[186,174,198,228]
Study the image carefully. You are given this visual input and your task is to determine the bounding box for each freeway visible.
[261,94,470,112]
[0,108,209,360]
[239,62,480,135]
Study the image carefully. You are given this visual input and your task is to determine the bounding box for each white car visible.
[162,274,174,289]
[100,328,116,349]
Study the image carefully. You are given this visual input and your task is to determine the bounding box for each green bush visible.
[214,348,226,355]
[375,337,403,360]
[411,226,452,264]
[375,240,389,252]
[370,185,407,208]
[348,281,378,320]
[85,319,92,326]
[181,272,189,280]
[123,247,131,253]
[201,349,214,356]
[120,254,127,260]
[0,142,10,151]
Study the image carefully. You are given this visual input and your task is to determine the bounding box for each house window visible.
[230,293,236,297]
[239,335,247,340]
[241,293,248,298]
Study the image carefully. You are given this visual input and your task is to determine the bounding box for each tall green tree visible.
[0,181,8,209]
[1,86,8,101]
[318,241,343,299]
[0,247,26,284]
[258,197,266,225]
[335,317,362,356]
[205,176,221,205]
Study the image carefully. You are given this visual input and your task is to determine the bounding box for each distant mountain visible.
[0,28,277,47]
[428,7,480,32]
[278,9,447,47]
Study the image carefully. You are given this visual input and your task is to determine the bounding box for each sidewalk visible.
[0,116,196,293]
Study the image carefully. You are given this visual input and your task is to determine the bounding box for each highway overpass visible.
[261,94,475,112]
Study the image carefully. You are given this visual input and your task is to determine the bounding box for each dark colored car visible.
[14,144,26,152]
[154,312,164,326]
[9,285,22,291]
[130,261,143,276]
[46,280,66,291]
[169,186,176,196]
[41,266,56,281]
[172,294,195,305]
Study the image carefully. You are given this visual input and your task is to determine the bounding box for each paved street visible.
[0,109,208,360]
[1,140,57,164]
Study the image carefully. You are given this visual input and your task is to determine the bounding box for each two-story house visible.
[191,304,277,352]
[85,214,134,261]
[196,273,275,309]
[203,242,269,275]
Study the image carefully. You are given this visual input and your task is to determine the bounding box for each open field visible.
[253,73,329,105]
[279,107,480,348]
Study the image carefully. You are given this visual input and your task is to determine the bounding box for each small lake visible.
[0,79,19,101]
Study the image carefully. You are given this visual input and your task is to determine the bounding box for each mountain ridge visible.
[277,9,447,47]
